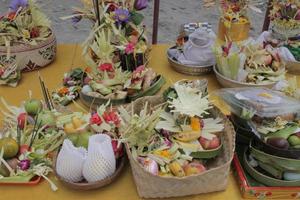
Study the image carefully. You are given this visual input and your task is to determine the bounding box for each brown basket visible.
[167,47,213,76]
[286,61,300,75]
[125,96,236,198]
[214,65,276,88]
[53,150,126,190]
[0,31,56,72]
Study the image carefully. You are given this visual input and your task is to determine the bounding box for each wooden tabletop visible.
[0,44,246,200]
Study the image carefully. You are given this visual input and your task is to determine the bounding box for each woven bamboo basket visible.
[167,47,213,76]
[286,61,300,75]
[213,65,276,88]
[53,150,126,190]
[0,31,56,72]
[124,96,236,198]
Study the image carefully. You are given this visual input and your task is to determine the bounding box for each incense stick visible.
[38,72,51,110]
[93,0,101,26]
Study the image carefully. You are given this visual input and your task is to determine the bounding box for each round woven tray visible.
[167,47,213,76]
[0,31,57,72]
[53,152,126,190]
[124,96,236,198]
[213,65,276,88]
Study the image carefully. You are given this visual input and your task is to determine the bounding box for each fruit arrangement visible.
[214,42,286,85]
[269,0,300,39]
[119,80,224,177]
[55,102,124,186]
[0,0,52,47]
[81,65,165,105]
[0,97,67,190]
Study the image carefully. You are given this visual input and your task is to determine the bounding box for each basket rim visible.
[124,97,236,180]
[0,30,56,53]
[213,65,277,87]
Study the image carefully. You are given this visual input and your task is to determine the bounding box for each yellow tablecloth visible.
[0,44,242,200]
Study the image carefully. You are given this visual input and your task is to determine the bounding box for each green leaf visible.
[130,11,144,26]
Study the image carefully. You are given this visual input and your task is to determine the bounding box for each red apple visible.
[183,162,206,176]
[199,136,220,150]
[17,113,27,129]
[19,144,31,155]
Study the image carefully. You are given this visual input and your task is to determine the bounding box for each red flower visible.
[90,113,102,125]
[98,63,114,72]
[30,27,40,38]
[103,111,120,126]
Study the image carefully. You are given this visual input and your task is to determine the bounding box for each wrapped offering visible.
[0,0,56,72]
[118,80,235,198]
[0,63,21,87]
[217,87,300,187]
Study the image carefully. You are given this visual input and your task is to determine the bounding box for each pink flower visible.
[98,63,114,72]
[90,113,102,125]
[125,43,135,54]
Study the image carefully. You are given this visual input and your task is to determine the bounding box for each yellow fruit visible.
[64,123,77,134]
[190,117,201,131]
[169,161,185,177]
[173,130,201,142]
[72,117,83,129]
[0,138,19,159]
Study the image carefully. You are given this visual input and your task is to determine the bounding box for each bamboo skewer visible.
[93,0,101,26]
[38,72,54,110]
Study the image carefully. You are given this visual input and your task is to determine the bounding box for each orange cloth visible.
[0,44,276,200]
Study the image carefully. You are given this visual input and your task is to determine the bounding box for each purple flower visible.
[9,0,28,12]
[134,0,148,11]
[114,8,130,24]
[18,159,30,171]
[71,12,82,25]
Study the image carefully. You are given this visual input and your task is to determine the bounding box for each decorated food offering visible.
[269,0,300,40]
[118,80,235,198]
[65,0,149,71]
[216,87,300,187]
[213,41,286,88]
[167,23,216,75]
[80,64,165,107]
[0,97,67,190]
[52,68,86,106]
[0,63,20,87]
[0,0,56,75]
[217,0,262,42]
[54,102,125,190]
[62,0,165,107]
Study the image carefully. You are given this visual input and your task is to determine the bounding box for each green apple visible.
[76,132,93,149]
[24,99,42,115]
[67,134,79,145]
[36,111,56,127]
[288,135,300,147]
